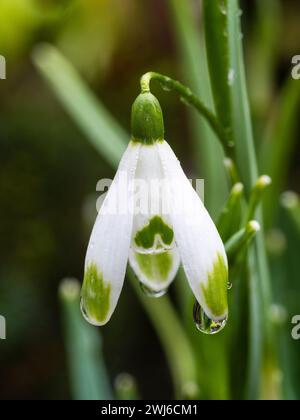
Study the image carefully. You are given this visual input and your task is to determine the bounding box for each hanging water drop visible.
[140,282,168,298]
[180,96,191,107]
[227,281,233,290]
[80,297,99,326]
[193,301,227,335]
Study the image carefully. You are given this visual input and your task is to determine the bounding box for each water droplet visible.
[180,96,191,107]
[219,1,227,15]
[140,283,168,298]
[160,83,172,92]
[227,281,233,290]
[80,298,97,326]
[228,68,235,86]
[193,301,227,335]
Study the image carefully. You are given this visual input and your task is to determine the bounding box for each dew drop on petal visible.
[193,301,227,335]
[139,282,168,298]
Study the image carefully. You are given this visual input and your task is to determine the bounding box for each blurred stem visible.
[245,175,272,223]
[141,72,232,153]
[203,0,232,136]
[115,373,140,401]
[33,44,127,167]
[227,0,276,399]
[224,157,240,186]
[261,78,300,225]
[167,0,227,218]
[128,269,199,400]
[59,279,113,400]
[225,221,260,263]
[167,0,230,400]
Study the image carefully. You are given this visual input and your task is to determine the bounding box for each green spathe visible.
[81,263,111,324]
[101,405,135,418]
[135,251,173,283]
[131,92,164,144]
[201,253,228,319]
[134,216,174,249]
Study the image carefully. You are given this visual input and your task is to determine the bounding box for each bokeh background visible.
[0,0,299,400]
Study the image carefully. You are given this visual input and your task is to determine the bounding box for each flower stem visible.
[140,72,233,156]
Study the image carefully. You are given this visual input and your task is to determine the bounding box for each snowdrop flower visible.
[81,92,228,327]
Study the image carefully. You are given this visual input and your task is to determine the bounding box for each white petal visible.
[81,141,140,325]
[129,144,180,291]
[129,248,180,292]
[157,141,228,321]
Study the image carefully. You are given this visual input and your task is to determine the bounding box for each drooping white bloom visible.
[81,92,228,326]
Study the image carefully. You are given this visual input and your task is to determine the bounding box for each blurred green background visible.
[0,0,299,400]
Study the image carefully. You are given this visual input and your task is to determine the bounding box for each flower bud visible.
[131,92,164,144]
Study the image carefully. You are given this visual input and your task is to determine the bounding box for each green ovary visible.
[81,263,111,323]
[135,251,173,284]
[201,253,228,318]
[134,216,174,249]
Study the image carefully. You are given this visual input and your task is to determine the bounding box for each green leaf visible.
[59,279,113,400]
[227,0,276,400]
[32,44,127,167]
[261,78,300,225]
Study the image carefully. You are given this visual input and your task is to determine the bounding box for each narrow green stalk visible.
[217,182,244,241]
[203,0,232,137]
[225,221,260,262]
[115,373,140,401]
[34,47,198,399]
[281,192,300,236]
[59,279,113,400]
[140,72,232,154]
[224,157,240,186]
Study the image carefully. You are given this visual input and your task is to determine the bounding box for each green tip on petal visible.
[201,253,228,320]
[81,263,111,326]
[131,92,164,144]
